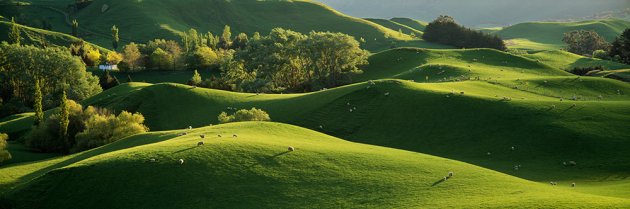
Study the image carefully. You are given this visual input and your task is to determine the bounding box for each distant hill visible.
[491,19,630,51]
[364,18,423,37]
[390,17,427,31]
[0,21,110,52]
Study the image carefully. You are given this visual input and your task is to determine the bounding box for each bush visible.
[73,108,148,152]
[423,15,506,50]
[25,100,84,153]
[592,50,609,60]
[218,108,271,123]
[0,133,11,163]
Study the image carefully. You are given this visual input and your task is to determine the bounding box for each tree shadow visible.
[173,146,198,154]
[246,151,291,168]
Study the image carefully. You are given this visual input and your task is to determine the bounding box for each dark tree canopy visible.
[610,28,630,64]
[423,15,506,51]
[562,30,610,56]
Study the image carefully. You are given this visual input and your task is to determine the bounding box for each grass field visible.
[523,50,630,71]
[0,21,110,52]
[491,19,630,51]
[2,122,630,208]
[390,17,427,32]
[364,18,423,37]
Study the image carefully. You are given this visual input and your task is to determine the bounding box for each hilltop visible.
[2,122,629,208]
[0,21,109,52]
[490,19,630,51]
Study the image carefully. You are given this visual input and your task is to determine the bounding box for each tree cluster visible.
[610,28,630,64]
[26,97,148,153]
[0,43,102,118]
[423,15,506,51]
[218,108,271,123]
[562,30,610,56]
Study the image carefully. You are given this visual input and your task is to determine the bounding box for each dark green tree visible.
[59,91,70,152]
[562,30,610,56]
[111,25,119,50]
[9,17,21,45]
[610,29,630,64]
[72,19,79,37]
[232,33,249,49]
[33,79,44,126]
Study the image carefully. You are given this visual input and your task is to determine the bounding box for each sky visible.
[314,0,630,27]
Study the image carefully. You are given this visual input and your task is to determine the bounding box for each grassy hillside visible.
[4,0,451,51]
[523,50,630,71]
[390,17,427,31]
[493,19,630,51]
[2,122,629,208]
[356,48,571,82]
[365,18,423,37]
[0,21,110,52]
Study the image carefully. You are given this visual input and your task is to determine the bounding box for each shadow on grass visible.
[173,146,199,154]
[431,178,446,187]
[246,151,291,168]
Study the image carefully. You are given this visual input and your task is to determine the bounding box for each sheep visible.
[550,182,557,186]
[349,109,353,112]
[182,132,188,136]
[460,92,465,95]
[319,125,324,129]
[188,126,193,130]
[347,102,350,106]
[568,161,577,166]
[571,182,576,187]
[448,172,454,177]
[353,107,357,110]
[200,134,205,139]
[384,92,390,96]
[443,176,448,181]
[149,158,157,162]
[218,134,222,137]
[487,152,492,156]
[511,146,515,151]
[233,134,238,138]
[288,146,295,151]
[563,161,567,166]
[197,141,204,146]
[178,159,185,165]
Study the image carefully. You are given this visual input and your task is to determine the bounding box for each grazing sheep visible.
[568,161,577,166]
[443,176,448,181]
[150,158,157,162]
[511,146,515,151]
[347,102,350,106]
[384,92,390,96]
[448,172,454,177]
[572,183,576,187]
[563,161,567,166]
[188,126,193,130]
[178,159,185,165]
[182,132,188,136]
[288,146,295,151]
[319,125,324,129]
[233,134,238,138]
[349,109,353,112]
[197,141,204,146]
[218,134,222,137]
[200,134,205,139]
[487,152,492,156]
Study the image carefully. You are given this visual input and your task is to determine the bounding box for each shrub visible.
[73,108,148,152]
[218,108,271,123]
[25,100,84,153]
[0,133,11,163]
[563,30,610,56]
[592,50,609,60]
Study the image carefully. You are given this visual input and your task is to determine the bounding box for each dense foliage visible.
[610,28,630,64]
[562,30,610,56]
[218,108,271,123]
[423,15,506,51]
[0,133,10,163]
[25,99,148,153]
[0,43,102,117]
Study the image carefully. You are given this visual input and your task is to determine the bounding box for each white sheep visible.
[319,125,324,129]
[487,152,492,156]
[178,159,185,165]
[288,146,295,151]
[448,172,454,177]
[384,92,390,96]
[349,109,353,112]
[511,146,515,151]
[568,161,577,166]
[571,183,576,187]
[188,126,193,130]
[197,141,204,146]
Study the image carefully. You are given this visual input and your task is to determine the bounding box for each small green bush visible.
[218,108,271,123]
[74,108,148,152]
[0,133,11,163]
[592,50,609,60]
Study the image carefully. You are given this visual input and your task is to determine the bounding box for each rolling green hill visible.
[364,18,423,37]
[0,21,110,52]
[523,50,630,70]
[3,0,449,51]
[390,17,427,31]
[2,122,629,208]
[492,19,630,51]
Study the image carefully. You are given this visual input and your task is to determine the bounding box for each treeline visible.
[423,15,506,51]
[116,26,369,93]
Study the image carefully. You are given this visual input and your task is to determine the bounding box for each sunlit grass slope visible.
[2,122,629,208]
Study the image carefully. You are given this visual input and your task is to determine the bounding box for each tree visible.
[106,51,123,65]
[127,75,133,82]
[72,19,79,37]
[150,48,173,70]
[232,33,249,49]
[122,42,142,71]
[192,46,218,70]
[423,15,506,50]
[74,108,148,152]
[111,25,119,50]
[190,70,202,86]
[0,133,10,163]
[59,91,70,152]
[218,108,270,123]
[33,79,44,126]
[563,30,610,56]
[9,17,21,45]
[85,47,101,66]
[610,29,630,64]
[219,25,232,49]
[99,70,119,90]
